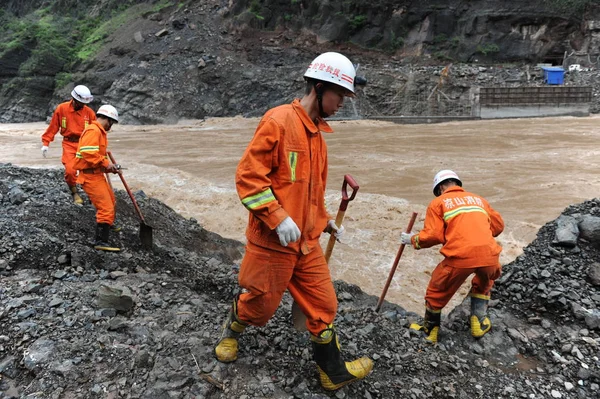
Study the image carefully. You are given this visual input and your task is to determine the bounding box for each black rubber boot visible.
[470,295,491,338]
[215,298,247,363]
[94,223,120,252]
[311,325,373,390]
[410,308,441,344]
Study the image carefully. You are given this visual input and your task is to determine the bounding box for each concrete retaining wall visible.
[475,86,592,118]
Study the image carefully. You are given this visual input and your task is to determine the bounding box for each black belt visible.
[82,167,106,174]
[64,136,80,142]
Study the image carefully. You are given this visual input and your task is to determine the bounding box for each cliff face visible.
[1,0,600,123]
[230,0,599,63]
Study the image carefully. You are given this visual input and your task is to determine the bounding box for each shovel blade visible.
[140,223,153,250]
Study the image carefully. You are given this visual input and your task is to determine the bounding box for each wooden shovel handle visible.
[107,151,146,224]
[375,211,418,312]
[324,174,359,263]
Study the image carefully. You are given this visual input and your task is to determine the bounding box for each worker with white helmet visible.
[41,84,96,205]
[214,52,372,390]
[72,105,121,252]
[400,170,505,344]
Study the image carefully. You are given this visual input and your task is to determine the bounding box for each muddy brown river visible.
[2,116,599,314]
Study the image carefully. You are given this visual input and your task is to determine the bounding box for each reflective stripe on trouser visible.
[81,173,116,225]
[61,140,79,186]
[424,261,501,310]
[237,242,337,336]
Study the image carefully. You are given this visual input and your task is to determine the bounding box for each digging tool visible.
[324,174,360,262]
[292,174,360,331]
[375,211,418,312]
[107,151,153,250]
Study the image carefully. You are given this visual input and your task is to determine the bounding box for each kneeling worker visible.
[401,170,504,343]
[72,105,121,252]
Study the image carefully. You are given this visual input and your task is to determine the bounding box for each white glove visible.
[400,232,415,245]
[275,216,301,247]
[327,219,345,240]
[41,145,49,158]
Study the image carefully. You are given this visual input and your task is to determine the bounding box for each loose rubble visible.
[0,164,598,398]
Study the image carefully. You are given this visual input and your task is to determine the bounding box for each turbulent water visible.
[2,116,600,313]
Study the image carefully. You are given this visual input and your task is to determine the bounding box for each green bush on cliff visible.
[75,6,142,62]
[349,15,367,31]
[0,2,157,74]
[476,43,500,56]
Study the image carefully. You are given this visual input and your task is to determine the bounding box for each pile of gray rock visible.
[0,164,598,398]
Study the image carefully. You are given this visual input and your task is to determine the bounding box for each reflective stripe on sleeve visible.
[241,188,276,210]
[79,146,100,153]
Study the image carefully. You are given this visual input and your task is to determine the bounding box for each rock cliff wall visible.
[1,0,600,123]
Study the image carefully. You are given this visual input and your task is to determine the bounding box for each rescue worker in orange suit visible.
[214,52,373,390]
[401,170,504,344]
[71,105,121,252]
[41,85,96,205]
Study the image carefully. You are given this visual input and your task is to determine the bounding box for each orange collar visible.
[91,120,107,134]
[441,186,465,195]
[292,99,333,135]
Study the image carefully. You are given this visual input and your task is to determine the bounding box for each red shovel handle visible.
[339,174,359,211]
[107,151,146,224]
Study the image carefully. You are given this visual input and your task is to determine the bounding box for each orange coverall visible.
[235,99,336,335]
[410,186,504,310]
[42,100,96,187]
[71,121,115,225]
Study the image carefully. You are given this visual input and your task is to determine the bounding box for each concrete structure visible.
[475,86,592,119]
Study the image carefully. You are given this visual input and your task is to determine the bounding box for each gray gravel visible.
[0,163,598,398]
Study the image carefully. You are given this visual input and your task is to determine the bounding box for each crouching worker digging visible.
[214,52,373,390]
[401,170,504,344]
[72,105,121,252]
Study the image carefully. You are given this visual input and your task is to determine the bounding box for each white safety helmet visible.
[96,104,119,123]
[303,52,356,94]
[432,169,462,196]
[71,85,93,104]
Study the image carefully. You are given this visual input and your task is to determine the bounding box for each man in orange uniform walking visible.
[214,52,373,390]
[401,170,504,343]
[72,105,121,252]
[41,85,96,205]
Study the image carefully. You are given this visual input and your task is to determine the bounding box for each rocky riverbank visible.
[0,164,599,398]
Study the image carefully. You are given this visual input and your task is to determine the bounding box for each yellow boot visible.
[215,299,247,363]
[311,325,373,391]
[69,186,83,205]
[470,294,492,338]
[409,308,441,344]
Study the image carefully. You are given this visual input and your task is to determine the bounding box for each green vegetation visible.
[54,72,72,89]
[0,2,162,77]
[433,51,454,61]
[389,31,404,52]
[349,15,367,30]
[153,0,175,13]
[432,34,448,44]
[250,0,261,13]
[249,0,264,20]
[476,43,500,56]
[75,9,136,61]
